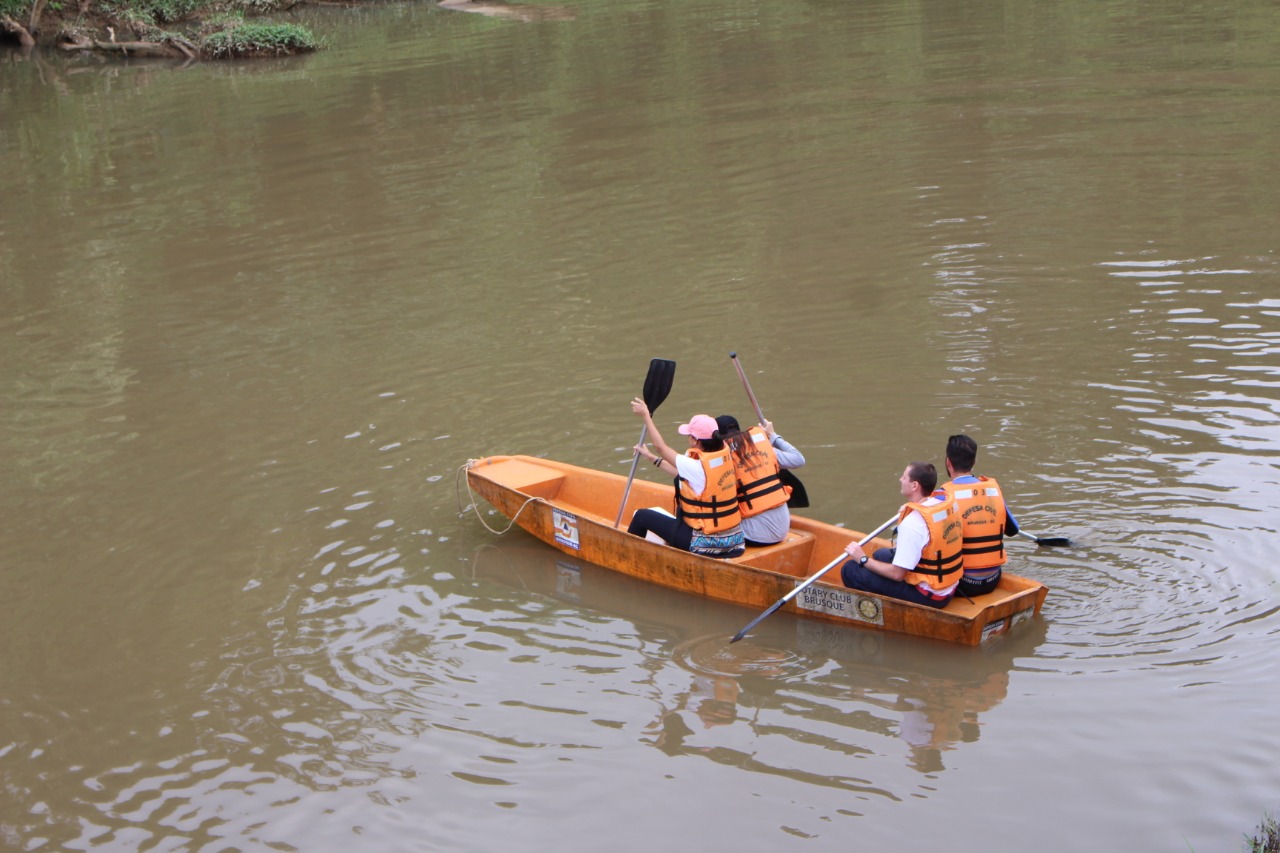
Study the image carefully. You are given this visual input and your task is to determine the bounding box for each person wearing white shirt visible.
[627,399,746,559]
[840,462,960,608]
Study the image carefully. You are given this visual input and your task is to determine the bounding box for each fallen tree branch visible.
[57,34,186,57]
[168,35,197,59]
[2,13,36,45]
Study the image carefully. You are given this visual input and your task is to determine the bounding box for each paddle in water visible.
[730,513,898,643]
[613,358,677,528]
[1017,529,1071,547]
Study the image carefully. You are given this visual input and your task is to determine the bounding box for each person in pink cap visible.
[626,398,746,558]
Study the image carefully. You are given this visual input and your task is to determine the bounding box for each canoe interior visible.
[465,455,1049,645]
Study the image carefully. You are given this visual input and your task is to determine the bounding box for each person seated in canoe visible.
[627,399,746,559]
[839,462,964,608]
[714,414,806,547]
[940,434,1021,597]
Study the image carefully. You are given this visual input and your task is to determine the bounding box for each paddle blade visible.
[643,359,677,413]
[779,469,809,509]
[1017,528,1070,548]
[730,599,783,643]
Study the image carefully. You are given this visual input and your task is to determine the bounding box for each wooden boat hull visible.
[465,455,1048,646]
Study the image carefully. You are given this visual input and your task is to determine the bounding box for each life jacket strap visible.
[739,472,785,508]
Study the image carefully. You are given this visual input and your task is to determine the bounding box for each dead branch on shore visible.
[169,35,198,59]
[57,31,190,57]
[2,14,36,45]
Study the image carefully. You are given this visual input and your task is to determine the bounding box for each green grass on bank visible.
[203,17,319,57]
[2,0,320,57]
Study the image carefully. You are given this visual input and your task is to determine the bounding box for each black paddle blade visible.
[1035,537,1072,547]
[642,359,677,413]
[730,599,783,643]
[779,469,809,509]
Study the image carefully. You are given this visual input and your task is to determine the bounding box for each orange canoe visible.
[465,455,1048,646]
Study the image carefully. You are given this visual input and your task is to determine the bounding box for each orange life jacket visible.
[941,476,1008,573]
[674,447,743,533]
[901,494,965,591]
[724,427,791,518]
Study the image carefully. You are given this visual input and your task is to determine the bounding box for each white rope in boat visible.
[456,459,543,535]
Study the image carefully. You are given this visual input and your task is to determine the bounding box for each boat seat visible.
[479,458,565,499]
[732,529,815,577]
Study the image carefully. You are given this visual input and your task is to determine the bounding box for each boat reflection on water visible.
[788,617,1046,774]
[469,535,1048,782]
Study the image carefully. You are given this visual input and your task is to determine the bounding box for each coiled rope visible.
[456,459,543,535]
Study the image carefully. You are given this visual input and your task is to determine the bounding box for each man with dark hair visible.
[940,434,1020,596]
[840,462,964,608]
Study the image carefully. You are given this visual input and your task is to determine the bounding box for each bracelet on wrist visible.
[652,457,662,467]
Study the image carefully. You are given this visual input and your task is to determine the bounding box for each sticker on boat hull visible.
[981,617,1010,642]
[796,584,884,626]
[980,606,1034,642]
[553,509,580,550]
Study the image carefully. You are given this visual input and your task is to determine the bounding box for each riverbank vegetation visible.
[1248,812,1279,853]
[0,0,319,58]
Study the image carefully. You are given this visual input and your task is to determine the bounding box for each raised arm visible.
[761,420,806,470]
[632,397,679,471]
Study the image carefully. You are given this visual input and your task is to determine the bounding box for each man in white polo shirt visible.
[840,461,963,608]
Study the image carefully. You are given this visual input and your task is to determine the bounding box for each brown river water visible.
[3,1,1279,850]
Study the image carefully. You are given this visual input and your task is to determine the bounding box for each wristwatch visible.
[859,555,869,567]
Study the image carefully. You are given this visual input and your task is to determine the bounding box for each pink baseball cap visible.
[677,414,718,440]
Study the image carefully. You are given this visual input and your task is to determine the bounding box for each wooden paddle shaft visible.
[779,514,898,605]
[730,513,898,642]
[729,352,767,426]
[613,424,648,528]
[614,359,676,529]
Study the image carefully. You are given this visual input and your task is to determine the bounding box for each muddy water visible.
[3,0,1279,849]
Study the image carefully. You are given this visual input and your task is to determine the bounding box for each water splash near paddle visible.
[672,634,807,680]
